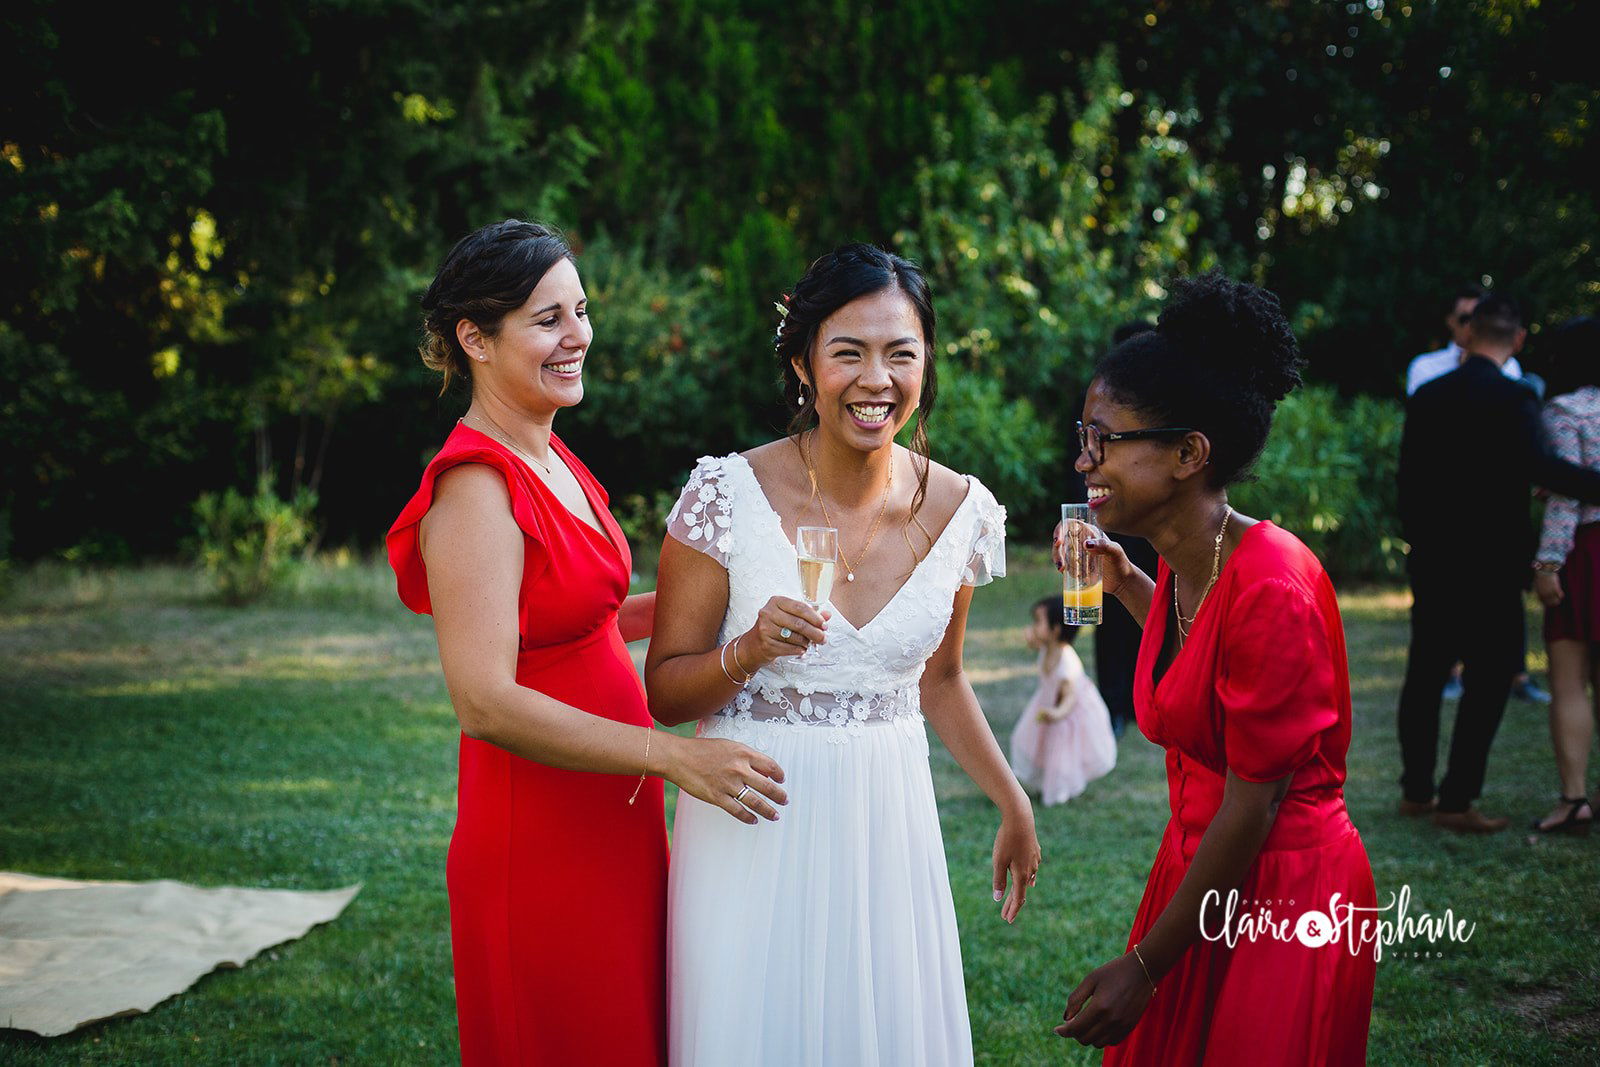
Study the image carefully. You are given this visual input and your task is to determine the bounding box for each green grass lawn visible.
[2,550,1597,1064]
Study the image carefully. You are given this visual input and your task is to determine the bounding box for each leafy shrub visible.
[561,234,764,503]
[191,477,317,603]
[896,52,1224,533]
[1230,385,1404,582]
[611,488,681,553]
[914,368,1060,530]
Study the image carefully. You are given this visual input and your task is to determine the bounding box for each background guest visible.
[1395,294,1600,833]
[1529,315,1600,835]
[1009,595,1117,806]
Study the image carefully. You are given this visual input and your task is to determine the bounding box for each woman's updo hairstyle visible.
[1094,270,1304,487]
[419,219,575,394]
[774,243,940,525]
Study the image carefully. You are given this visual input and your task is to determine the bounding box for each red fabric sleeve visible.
[1217,577,1339,783]
[386,447,547,616]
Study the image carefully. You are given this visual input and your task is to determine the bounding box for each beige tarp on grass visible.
[0,871,359,1037]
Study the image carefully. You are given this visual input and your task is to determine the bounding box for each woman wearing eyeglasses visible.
[1052,271,1376,1064]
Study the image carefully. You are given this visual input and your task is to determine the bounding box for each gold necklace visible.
[459,412,553,476]
[804,434,893,584]
[1174,507,1232,643]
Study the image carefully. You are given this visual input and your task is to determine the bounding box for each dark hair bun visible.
[1094,270,1305,487]
[1156,270,1303,404]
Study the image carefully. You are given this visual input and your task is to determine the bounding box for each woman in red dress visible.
[387,220,788,1065]
[1054,272,1377,1064]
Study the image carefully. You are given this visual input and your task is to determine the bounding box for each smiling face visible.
[460,257,591,415]
[794,287,925,454]
[1075,377,1208,537]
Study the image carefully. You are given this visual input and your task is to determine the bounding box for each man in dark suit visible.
[1395,294,1600,833]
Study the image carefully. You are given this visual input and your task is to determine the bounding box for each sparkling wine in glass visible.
[796,526,838,609]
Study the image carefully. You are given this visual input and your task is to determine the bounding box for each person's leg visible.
[1535,639,1594,829]
[1437,583,1523,813]
[1396,575,1459,804]
[1511,616,1552,703]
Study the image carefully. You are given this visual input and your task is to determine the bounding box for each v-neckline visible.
[727,453,974,634]
[1147,520,1268,693]
[457,424,625,561]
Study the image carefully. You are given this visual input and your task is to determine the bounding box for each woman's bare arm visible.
[618,592,655,643]
[645,534,828,727]
[421,463,786,822]
[1059,770,1289,1046]
[920,585,1041,923]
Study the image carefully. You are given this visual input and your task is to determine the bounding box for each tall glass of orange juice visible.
[1061,504,1102,625]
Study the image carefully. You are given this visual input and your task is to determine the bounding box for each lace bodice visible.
[666,453,1006,744]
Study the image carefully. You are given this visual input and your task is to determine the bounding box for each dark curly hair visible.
[418,220,575,394]
[775,243,940,536]
[1094,270,1304,487]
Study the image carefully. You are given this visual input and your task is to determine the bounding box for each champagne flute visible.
[796,527,838,658]
[796,526,838,609]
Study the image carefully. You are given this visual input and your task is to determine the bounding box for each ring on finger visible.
[735,784,752,803]
[779,627,793,639]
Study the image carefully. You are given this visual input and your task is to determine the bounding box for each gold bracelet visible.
[1131,943,1157,996]
[729,634,754,681]
[626,725,652,806]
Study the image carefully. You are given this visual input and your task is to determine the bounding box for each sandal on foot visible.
[1530,795,1593,835]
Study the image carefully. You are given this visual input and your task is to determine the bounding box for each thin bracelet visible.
[1131,943,1157,996]
[626,725,652,806]
[729,634,754,681]
[719,641,742,685]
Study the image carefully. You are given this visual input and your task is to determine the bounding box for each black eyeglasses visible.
[1076,421,1196,466]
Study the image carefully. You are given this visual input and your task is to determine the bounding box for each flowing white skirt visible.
[667,713,973,1067]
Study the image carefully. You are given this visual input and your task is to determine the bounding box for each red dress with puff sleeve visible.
[1104,522,1376,1067]
[387,424,667,1066]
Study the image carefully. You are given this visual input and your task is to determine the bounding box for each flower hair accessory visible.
[772,294,791,349]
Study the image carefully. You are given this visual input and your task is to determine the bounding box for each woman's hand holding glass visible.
[740,596,830,667]
[1053,522,1138,599]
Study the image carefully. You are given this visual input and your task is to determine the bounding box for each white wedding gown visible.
[664,453,1006,1067]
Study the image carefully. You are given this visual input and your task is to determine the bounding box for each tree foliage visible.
[4,0,1594,579]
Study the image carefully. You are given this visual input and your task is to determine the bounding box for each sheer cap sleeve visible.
[666,455,737,568]
[960,479,1007,587]
[1217,577,1339,782]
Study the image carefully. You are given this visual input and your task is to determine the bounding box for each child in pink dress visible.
[1009,596,1118,805]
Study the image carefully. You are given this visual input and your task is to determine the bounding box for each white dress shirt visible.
[1406,342,1524,396]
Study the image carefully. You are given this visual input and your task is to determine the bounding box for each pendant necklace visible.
[459,412,553,476]
[1174,506,1232,644]
[804,434,892,583]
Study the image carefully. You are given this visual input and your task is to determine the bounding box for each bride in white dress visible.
[645,245,1042,1066]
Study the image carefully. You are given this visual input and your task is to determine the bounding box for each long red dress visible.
[1105,522,1376,1067]
[387,424,668,1066]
